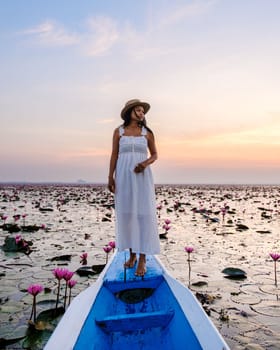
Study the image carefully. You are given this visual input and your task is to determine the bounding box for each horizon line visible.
[0,181,279,186]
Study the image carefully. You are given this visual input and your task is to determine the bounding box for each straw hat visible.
[120,99,150,120]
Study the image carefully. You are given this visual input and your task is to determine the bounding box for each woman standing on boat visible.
[108,99,160,276]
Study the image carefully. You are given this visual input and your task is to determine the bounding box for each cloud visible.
[20,20,79,47]
[18,1,217,57]
[152,0,218,28]
[83,16,119,56]
[20,16,120,56]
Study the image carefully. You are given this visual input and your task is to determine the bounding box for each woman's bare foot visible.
[124,252,137,268]
[135,254,146,276]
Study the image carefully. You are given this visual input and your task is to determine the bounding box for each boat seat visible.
[96,309,174,333]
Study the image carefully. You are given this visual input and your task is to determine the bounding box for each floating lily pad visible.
[236,224,249,231]
[0,323,27,341]
[0,334,26,347]
[32,270,55,280]
[1,236,32,253]
[3,270,33,280]
[250,300,280,317]
[1,280,20,294]
[36,298,58,307]
[0,301,23,313]
[192,281,208,287]
[231,293,261,305]
[1,224,21,233]
[49,254,72,262]
[36,306,65,322]
[92,264,106,274]
[21,292,57,306]
[22,225,41,232]
[259,284,280,296]
[76,266,97,277]
[222,267,247,279]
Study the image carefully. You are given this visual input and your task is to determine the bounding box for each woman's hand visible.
[108,177,115,193]
[134,162,146,173]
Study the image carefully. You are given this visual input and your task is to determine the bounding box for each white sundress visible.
[114,125,160,255]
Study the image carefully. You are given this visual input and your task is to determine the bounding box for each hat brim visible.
[121,101,150,120]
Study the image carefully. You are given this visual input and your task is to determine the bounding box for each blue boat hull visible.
[45,252,230,350]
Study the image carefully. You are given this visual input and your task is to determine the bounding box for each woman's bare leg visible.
[124,248,137,268]
[135,254,146,276]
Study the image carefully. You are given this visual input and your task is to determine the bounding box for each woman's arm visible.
[134,131,158,173]
[108,128,119,192]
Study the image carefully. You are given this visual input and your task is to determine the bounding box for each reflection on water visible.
[0,184,279,349]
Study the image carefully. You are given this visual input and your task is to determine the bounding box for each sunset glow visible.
[1,1,279,184]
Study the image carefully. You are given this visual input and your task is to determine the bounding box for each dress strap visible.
[119,125,125,136]
[141,126,147,136]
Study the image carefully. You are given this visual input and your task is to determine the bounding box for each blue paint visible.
[74,252,203,350]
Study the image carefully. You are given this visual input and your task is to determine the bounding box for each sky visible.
[0,0,280,184]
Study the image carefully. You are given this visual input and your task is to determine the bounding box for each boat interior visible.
[74,252,203,350]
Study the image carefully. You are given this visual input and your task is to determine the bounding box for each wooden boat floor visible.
[104,252,164,293]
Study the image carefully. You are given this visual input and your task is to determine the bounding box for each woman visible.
[108,99,160,276]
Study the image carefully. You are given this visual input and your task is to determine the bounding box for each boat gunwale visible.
[45,251,230,350]
[44,251,117,350]
[154,255,230,350]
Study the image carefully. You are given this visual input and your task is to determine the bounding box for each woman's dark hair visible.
[122,107,154,134]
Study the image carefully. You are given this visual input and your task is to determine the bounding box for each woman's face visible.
[131,106,145,122]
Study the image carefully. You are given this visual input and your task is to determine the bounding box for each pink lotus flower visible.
[221,206,227,220]
[164,219,171,225]
[27,284,44,296]
[53,268,67,313]
[62,270,75,309]
[63,270,74,281]
[184,246,194,254]
[108,241,116,250]
[22,213,28,226]
[103,245,113,254]
[1,215,8,223]
[157,204,162,218]
[53,268,70,313]
[27,284,43,323]
[80,252,88,259]
[269,252,280,287]
[67,279,77,288]
[53,268,67,280]
[14,234,30,253]
[13,214,21,222]
[103,245,112,263]
[270,253,280,261]
[162,224,171,234]
[80,252,88,265]
[15,234,22,244]
[184,246,194,287]
[67,279,77,306]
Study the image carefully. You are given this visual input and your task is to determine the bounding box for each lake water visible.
[0,184,279,349]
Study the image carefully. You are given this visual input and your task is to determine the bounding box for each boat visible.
[44,251,230,350]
